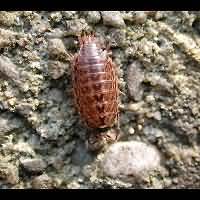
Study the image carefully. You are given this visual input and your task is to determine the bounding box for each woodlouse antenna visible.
[105,40,111,51]
[90,30,95,38]
[78,30,96,46]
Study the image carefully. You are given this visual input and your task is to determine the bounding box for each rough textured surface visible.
[102,141,161,182]
[20,158,47,174]
[31,174,54,189]
[127,61,144,101]
[0,161,19,185]
[0,11,200,189]
[101,11,126,28]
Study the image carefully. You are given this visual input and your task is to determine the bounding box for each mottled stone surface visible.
[48,38,67,61]
[31,174,54,189]
[0,161,19,185]
[86,11,101,24]
[48,60,69,79]
[20,158,47,174]
[101,11,126,28]
[0,11,200,189]
[127,61,144,101]
[101,141,161,182]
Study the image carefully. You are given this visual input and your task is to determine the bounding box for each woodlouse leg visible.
[78,35,84,46]
[100,50,107,61]
[105,56,113,66]
[101,49,112,59]
[105,41,113,57]
[71,53,80,113]
[70,53,79,70]
[66,52,74,62]
[105,56,121,141]
[115,112,120,130]
[119,90,126,96]
[115,111,122,141]
[78,30,87,45]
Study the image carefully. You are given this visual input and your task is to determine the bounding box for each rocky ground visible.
[0,11,200,189]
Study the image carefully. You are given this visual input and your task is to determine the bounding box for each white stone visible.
[102,141,161,180]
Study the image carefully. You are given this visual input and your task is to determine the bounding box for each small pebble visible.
[48,38,67,61]
[101,11,126,28]
[20,158,47,174]
[0,161,19,185]
[86,11,101,24]
[107,29,126,47]
[127,61,144,101]
[0,28,16,48]
[0,56,20,83]
[138,124,143,131]
[71,141,93,166]
[0,115,21,134]
[102,141,161,182]
[62,11,76,19]
[128,127,135,135]
[49,12,62,22]
[155,11,164,21]
[134,11,147,24]
[48,60,69,79]
[31,174,54,189]
[0,11,17,26]
[65,18,89,36]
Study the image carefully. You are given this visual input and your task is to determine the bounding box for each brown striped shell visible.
[71,34,119,129]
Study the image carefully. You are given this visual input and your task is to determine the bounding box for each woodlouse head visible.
[78,30,96,46]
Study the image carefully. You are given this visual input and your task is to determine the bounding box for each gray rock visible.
[47,88,64,103]
[62,11,77,19]
[9,141,36,157]
[31,174,54,189]
[0,56,21,87]
[48,60,69,79]
[49,12,62,23]
[102,141,161,182]
[35,103,76,140]
[155,11,165,21]
[47,155,65,170]
[86,11,101,24]
[122,11,147,24]
[133,11,147,24]
[48,38,67,61]
[0,28,17,48]
[144,72,173,92]
[46,28,64,39]
[31,19,50,34]
[15,101,35,116]
[101,11,125,28]
[63,37,78,50]
[65,18,89,36]
[107,29,126,48]
[0,161,19,185]
[0,114,22,134]
[0,12,17,26]
[71,141,93,166]
[143,126,165,143]
[20,158,47,174]
[127,61,144,101]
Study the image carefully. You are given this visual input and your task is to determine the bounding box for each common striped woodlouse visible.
[69,32,120,142]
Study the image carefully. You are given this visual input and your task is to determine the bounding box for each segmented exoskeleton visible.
[71,32,119,130]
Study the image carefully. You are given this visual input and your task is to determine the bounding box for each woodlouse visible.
[70,32,119,130]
